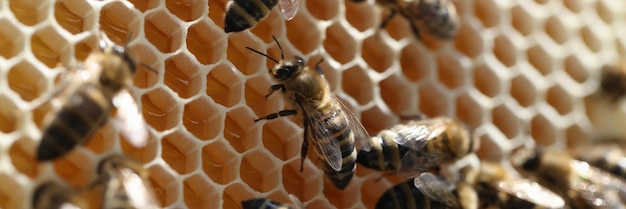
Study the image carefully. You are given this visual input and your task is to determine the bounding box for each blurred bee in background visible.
[248,36,371,190]
[351,0,459,40]
[357,116,475,178]
[224,0,300,33]
[36,34,152,161]
[33,181,88,209]
[571,138,626,181]
[92,154,158,209]
[242,194,305,209]
[475,161,565,209]
[598,64,626,102]
[376,178,455,209]
[511,147,626,209]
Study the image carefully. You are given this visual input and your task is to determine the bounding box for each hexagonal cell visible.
[526,45,553,75]
[244,74,285,119]
[306,198,334,209]
[563,55,588,83]
[282,158,323,202]
[250,10,286,43]
[165,0,204,22]
[360,177,394,208]
[474,0,500,28]
[0,19,24,59]
[144,10,184,53]
[595,1,614,24]
[400,42,434,82]
[475,131,504,161]
[530,114,557,146]
[9,0,49,26]
[362,35,393,73]
[187,21,227,65]
[493,35,517,67]
[161,131,200,175]
[99,1,141,44]
[307,0,339,20]
[454,22,483,58]
[473,64,500,98]
[0,173,25,209]
[31,99,53,129]
[53,150,94,187]
[0,96,18,133]
[455,93,484,128]
[342,66,374,105]
[436,54,466,90]
[286,13,321,55]
[183,174,221,208]
[82,123,116,154]
[73,34,97,61]
[130,43,161,89]
[141,88,181,131]
[261,119,301,161]
[147,164,180,207]
[202,140,239,185]
[361,105,397,135]
[54,0,95,34]
[207,0,227,30]
[240,150,280,192]
[324,176,359,208]
[418,83,451,117]
[224,107,261,153]
[227,33,268,75]
[546,85,574,115]
[323,23,357,64]
[206,64,244,107]
[380,74,414,113]
[183,97,224,140]
[9,137,38,178]
[120,130,157,164]
[510,75,537,107]
[128,0,160,12]
[31,26,71,68]
[7,61,47,102]
[222,183,255,209]
[491,105,520,139]
[379,10,413,41]
[511,6,534,36]
[563,0,582,13]
[345,0,376,32]
[544,16,568,44]
[565,123,588,148]
[163,53,203,98]
[580,26,601,53]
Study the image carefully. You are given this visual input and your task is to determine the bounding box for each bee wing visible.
[119,168,159,208]
[497,179,565,208]
[112,90,149,148]
[392,119,446,150]
[300,100,342,171]
[413,172,461,209]
[279,0,300,21]
[397,151,444,178]
[332,96,371,152]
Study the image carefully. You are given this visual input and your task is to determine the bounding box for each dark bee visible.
[241,194,305,209]
[357,117,475,178]
[571,139,626,181]
[376,179,453,209]
[598,64,626,102]
[248,36,371,190]
[94,154,158,209]
[352,0,459,40]
[33,181,87,209]
[511,147,626,209]
[224,0,300,33]
[36,35,151,161]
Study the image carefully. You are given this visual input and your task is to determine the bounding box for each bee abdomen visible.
[224,0,278,33]
[315,111,357,189]
[37,86,110,161]
[242,198,290,209]
[356,132,411,172]
[376,180,449,209]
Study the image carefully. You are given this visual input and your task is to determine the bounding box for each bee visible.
[375,179,454,209]
[598,64,626,102]
[475,161,565,209]
[511,147,626,209]
[351,0,459,40]
[248,36,371,190]
[224,0,300,33]
[241,194,306,209]
[356,117,475,179]
[33,181,88,209]
[93,154,158,209]
[571,139,626,181]
[35,35,151,161]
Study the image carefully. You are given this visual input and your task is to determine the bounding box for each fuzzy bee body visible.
[357,117,474,178]
[376,179,452,209]
[242,195,305,209]
[96,154,158,209]
[33,182,87,209]
[572,140,626,181]
[249,37,371,190]
[224,0,300,33]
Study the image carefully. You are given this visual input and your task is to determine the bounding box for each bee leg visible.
[409,22,423,39]
[265,84,285,99]
[301,122,310,172]
[379,9,397,30]
[253,109,297,122]
[398,114,427,121]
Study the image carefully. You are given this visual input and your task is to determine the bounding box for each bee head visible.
[273,56,305,80]
[99,39,137,74]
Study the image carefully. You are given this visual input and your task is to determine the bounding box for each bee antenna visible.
[140,62,159,74]
[271,35,284,60]
[314,58,324,74]
[245,46,280,64]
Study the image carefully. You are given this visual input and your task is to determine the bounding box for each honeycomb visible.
[0,0,625,208]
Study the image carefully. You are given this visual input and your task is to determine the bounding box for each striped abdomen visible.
[356,131,411,172]
[224,0,278,33]
[311,108,356,190]
[37,85,111,161]
[242,198,291,209]
[376,180,450,209]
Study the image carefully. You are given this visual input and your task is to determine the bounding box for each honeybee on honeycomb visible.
[242,194,306,209]
[248,36,372,190]
[351,0,459,40]
[35,35,152,162]
[92,154,159,209]
[511,147,626,209]
[32,181,88,209]
[571,138,626,181]
[376,178,458,209]
[224,0,300,33]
